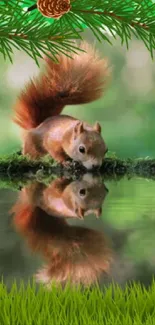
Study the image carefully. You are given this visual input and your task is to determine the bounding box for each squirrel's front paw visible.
[61,159,72,168]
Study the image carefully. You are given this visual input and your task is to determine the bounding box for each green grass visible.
[1,280,155,324]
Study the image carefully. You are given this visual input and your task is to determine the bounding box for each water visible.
[1,174,155,289]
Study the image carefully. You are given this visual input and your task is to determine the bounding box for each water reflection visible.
[1,176,155,289]
[11,174,113,287]
[13,174,108,219]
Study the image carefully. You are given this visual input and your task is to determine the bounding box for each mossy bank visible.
[0,152,155,190]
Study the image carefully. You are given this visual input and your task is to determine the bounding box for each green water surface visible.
[0,176,155,289]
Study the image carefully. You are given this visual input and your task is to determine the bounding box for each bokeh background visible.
[1,30,155,158]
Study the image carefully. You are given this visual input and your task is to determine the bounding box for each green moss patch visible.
[0,152,155,190]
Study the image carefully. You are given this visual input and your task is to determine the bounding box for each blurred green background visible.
[1,31,155,158]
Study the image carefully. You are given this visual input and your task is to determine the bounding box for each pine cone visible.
[37,0,71,18]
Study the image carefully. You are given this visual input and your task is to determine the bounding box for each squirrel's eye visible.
[79,188,87,197]
[79,145,86,154]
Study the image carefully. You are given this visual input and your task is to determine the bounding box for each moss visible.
[0,152,155,190]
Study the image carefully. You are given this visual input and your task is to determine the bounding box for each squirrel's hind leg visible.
[22,133,46,159]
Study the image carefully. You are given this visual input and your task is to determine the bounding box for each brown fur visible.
[11,203,112,286]
[13,43,110,167]
[12,175,108,219]
[13,43,109,130]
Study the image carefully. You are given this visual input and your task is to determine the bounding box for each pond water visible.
[1,174,155,290]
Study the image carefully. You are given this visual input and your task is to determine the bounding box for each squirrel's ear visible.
[94,122,101,134]
[74,122,84,138]
[94,207,102,218]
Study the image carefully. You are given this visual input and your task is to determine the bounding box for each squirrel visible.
[13,42,110,170]
[11,202,112,287]
[12,174,109,219]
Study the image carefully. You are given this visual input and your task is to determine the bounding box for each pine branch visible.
[1,0,155,63]
[0,1,83,64]
[70,0,155,54]
[73,9,149,31]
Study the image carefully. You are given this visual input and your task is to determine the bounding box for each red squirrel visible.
[11,204,112,287]
[12,174,108,219]
[13,42,110,170]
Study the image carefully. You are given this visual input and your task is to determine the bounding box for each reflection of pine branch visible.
[1,1,155,63]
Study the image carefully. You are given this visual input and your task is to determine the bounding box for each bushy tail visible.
[35,227,113,287]
[13,42,110,130]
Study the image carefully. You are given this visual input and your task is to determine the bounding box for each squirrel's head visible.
[63,121,107,170]
[62,173,108,219]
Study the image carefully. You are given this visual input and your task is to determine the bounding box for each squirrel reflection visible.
[11,174,112,286]
[15,173,108,219]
